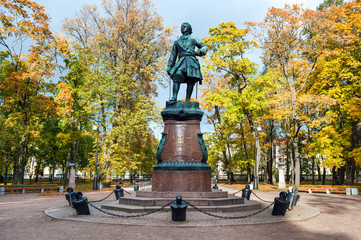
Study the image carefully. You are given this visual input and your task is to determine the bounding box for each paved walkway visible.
[0,187,360,240]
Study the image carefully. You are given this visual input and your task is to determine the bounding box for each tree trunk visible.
[272,140,277,185]
[337,167,345,185]
[52,168,56,183]
[346,122,360,185]
[63,116,75,188]
[240,122,252,183]
[4,154,9,185]
[293,127,301,185]
[247,164,251,182]
[289,84,299,186]
[49,166,53,183]
[317,163,322,182]
[13,129,28,185]
[246,113,261,189]
[346,161,356,185]
[12,160,17,180]
[214,106,233,184]
[23,145,30,184]
[332,167,338,185]
[63,144,72,188]
[322,167,326,185]
[72,121,81,164]
[227,171,234,184]
[312,157,315,185]
[289,138,295,185]
[263,161,267,184]
[286,150,290,183]
[267,120,275,184]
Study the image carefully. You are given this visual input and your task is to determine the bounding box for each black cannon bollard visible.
[134,183,139,191]
[171,195,187,221]
[70,191,83,208]
[242,184,252,200]
[294,194,300,206]
[72,191,90,215]
[114,185,124,200]
[65,187,75,206]
[272,191,290,216]
[212,179,219,189]
[287,187,300,209]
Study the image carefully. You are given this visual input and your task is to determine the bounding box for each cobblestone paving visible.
[1,187,360,240]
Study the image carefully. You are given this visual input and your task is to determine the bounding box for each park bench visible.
[0,186,64,195]
[297,187,346,194]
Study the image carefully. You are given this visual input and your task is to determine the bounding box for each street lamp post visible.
[254,154,259,190]
[253,125,259,190]
[92,117,100,190]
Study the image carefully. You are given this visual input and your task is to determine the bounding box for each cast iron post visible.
[92,117,100,190]
[253,125,259,190]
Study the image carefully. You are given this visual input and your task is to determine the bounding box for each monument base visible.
[136,189,228,198]
[152,170,211,192]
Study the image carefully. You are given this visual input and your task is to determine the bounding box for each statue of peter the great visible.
[167,22,208,102]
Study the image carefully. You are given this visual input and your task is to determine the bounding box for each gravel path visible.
[1,189,360,240]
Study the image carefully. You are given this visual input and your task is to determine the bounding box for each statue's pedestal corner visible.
[162,101,203,121]
[165,100,200,109]
[166,100,180,105]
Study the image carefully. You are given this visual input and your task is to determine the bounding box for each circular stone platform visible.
[45,201,320,227]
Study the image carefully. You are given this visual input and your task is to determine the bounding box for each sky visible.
[34,0,325,133]
[36,0,324,35]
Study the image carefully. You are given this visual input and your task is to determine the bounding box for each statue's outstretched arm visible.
[195,38,208,57]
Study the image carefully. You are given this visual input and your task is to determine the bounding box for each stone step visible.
[118,194,244,206]
[136,189,229,199]
[101,200,262,213]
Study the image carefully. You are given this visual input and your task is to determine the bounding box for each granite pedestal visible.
[152,101,211,192]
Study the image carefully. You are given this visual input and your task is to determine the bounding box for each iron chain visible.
[233,189,243,195]
[123,189,131,195]
[233,189,273,204]
[185,200,274,219]
[87,200,173,218]
[88,190,115,203]
[251,191,274,203]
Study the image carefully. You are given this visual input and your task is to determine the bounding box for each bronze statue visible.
[167,22,208,102]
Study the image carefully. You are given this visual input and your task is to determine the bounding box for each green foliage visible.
[317,0,344,11]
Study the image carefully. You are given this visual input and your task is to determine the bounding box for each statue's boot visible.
[186,83,194,102]
[170,79,181,102]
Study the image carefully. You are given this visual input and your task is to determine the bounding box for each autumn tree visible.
[62,0,173,180]
[201,22,272,185]
[54,53,96,186]
[0,100,19,184]
[307,0,361,184]
[0,0,59,184]
[246,5,326,185]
